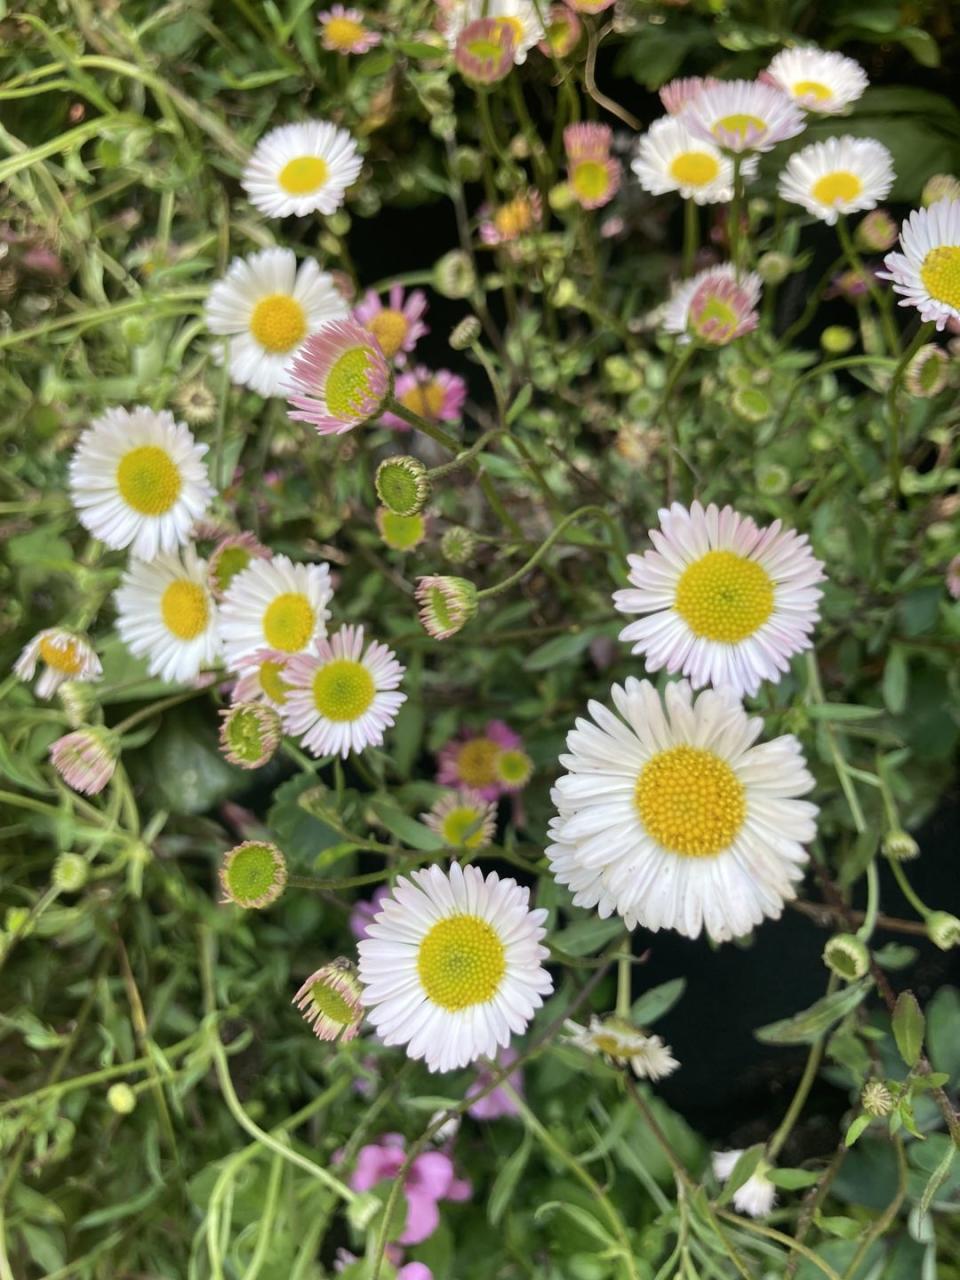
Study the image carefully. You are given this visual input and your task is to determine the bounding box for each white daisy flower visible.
[14,628,101,700]
[242,120,363,219]
[682,79,806,154]
[115,546,220,684]
[613,501,825,697]
[662,265,762,346]
[69,407,213,562]
[282,624,406,758]
[219,554,333,671]
[204,248,348,397]
[632,117,757,205]
[713,1150,778,1218]
[563,1015,679,1081]
[778,136,894,226]
[547,679,818,944]
[357,862,553,1072]
[763,47,868,115]
[879,198,960,330]
[441,0,545,64]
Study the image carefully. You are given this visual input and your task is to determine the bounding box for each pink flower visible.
[659,76,720,116]
[398,1266,433,1280]
[479,189,543,246]
[563,123,622,210]
[318,5,381,54]
[663,264,761,346]
[467,1047,524,1119]
[454,18,516,85]
[350,886,390,940]
[381,367,467,429]
[49,729,118,796]
[436,719,523,801]
[350,1134,471,1246]
[353,285,429,365]
[285,318,391,435]
[538,5,581,57]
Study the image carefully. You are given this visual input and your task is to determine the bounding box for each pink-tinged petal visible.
[399,1190,440,1245]
[407,1151,455,1201]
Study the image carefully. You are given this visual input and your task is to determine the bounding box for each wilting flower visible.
[375,455,431,516]
[480,189,543,245]
[173,378,217,426]
[454,17,517,84]
[382,367,467,428]
[437,720,522,800]
[564,123,621,209]
[442,0,545,65]
[219,702,282,769]
[632,117,756,205]
[466,1047,524,1119]
[49,728,119,796]
[662,265,762,345]
[927,911,960,951]
[762,46,868,115]
[318,5,381,54]
[349,1132,472,1244]
[659,76,720,116]
[285,318,391,434]
[904,344,948,398]
[357,863,552,1071]
[207,532,272,601]
[538,5,580,58]
[613,500,825,696]
[242,120,363,218]
[115,547,220,684]
[880,199,960,330]
[423,789,497,849]
[682,80,805,153]
[14,629,101,700]
[293,958,365,1040]
[563,1015,679,1081]
[69,407,213,560]
[219,554,332,670]
[713,1150,778,1218]
[416,575,479,640]
[822,933,870,981]
[547,679,818,943]
[778,136,894,226]
[861,1080,894,1117]
[855,209,898,253]
[219,840,287,909]
[354,285,429,365]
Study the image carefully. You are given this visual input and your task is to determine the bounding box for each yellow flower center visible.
[713,113,766,141]
[39,636,83,674]
[811,170,863,205]
[793,79,832,101]
[669,150,721,187]
[493,15,523,42]
[456,737,500,788]
[259,659,290,705]
[400,380,445,421]
[920,244,960,310]
[440,806,489,849]
[635,745,746,857]
[278,155,329,195]
[160,580,209,640]
[367,308,410,359]
[325,346,378,420]
[675,549,774,642]
[494,196,535,239]
[592,1031,627,1056]
[571,160,610,203]
[324,15,365,48]
[249,294,307,354]
[115,445,182,516]
[417,913,506,1010]
[312,658,375,721]
[262,592,315,652]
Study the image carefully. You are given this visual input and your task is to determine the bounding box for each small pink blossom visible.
[318,5,381,54]
[350,1134,471,1246]
[436,720,523,801]
[354,285,429,365]
[381,367,467,429]
[538,5,581,57]
[285,319,391,435]
[564,123,622,210]
[659,76,720,116]
[467,1048,524,1119]
[350,886,390,940]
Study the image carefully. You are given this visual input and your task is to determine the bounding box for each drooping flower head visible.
[762,46,868,115]
[682,80,805,153]
[564,123,621,209]
[538,5,581,58]
[205,249,348,397]
[242,120,363,218]
[282,624,406,758]
[778,136,894,226]
[416,575,479,640]
[285,318,391,434]
[547,679,818,943]
[713,1150,778,1218]
[632,117,757,205]
[293,958,365,1040]
[563,1015,679,1081]
[614,501,824,696]
[69,407,213,561]
[879,199,960,330]
[454,17,517,84]
[662,265,762,345]
[382,367,467,428]
[115,546,221,684]
[442,0,545,65]
[220,840,287,909]
[466,1046,524,1119]
[49,727,119,796]
[480,189,543,245]
[357,863,553,1072]
[219,554,333,671]
[436,720,523,800]
[207,532,272,601]
[14,629,101,700]
[423,789,497,849]
[349,1131,471,1244]
[231,647,294,710]
[353,285,429,365]
[219,702,282,769]
[318,5,381,54]
[659,76,720,116]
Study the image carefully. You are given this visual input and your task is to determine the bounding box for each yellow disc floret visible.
[366,309,409,359]
[670,151,721,187]
[674,550,774,643]
[635,745,746,857]
[714,113,766,141]
[39,636,83,675]
[116,446,182,515]
[249,294,307,354]
[793,79,832,102]
[811,171,863,205]
[920,244,960,311]
[456,737,500,788]
[324,16,365,49]
[400,380,445,421]
[418,913,506,1010]
[494,196,535,239]
[571,161,610,203]
[161,580,209,640]
[311,658,376,721]
[278,155,329,195]
[262,593,315,652]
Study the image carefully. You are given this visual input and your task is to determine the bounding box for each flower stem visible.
[383,396,461,451]
[884,320,935,496]
[476,504,621,600]
[835,215,901,356]
[682,198,699,275]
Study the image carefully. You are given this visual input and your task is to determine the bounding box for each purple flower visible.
[349,885,390,940]
[467,1047,524,1120]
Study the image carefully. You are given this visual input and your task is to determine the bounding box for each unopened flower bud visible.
[173,378,217,426]
[219,702,281,770]
[821,325,855,355]
[548,182,576,213]
[854,209,897,253]
[755,461,790,495]
[49,728,119,796]
[53,852,88,893]
[882,829,919,861]
[219,841,287,910]
[433,250,476,299]
[861,1080,894,1117]
[926,911,960,952]
[922,174,960,207]
[732,388,772,424]
[208,533,271,601]
[293,957,365,1041]
[375,455,431,516]
[904,345,948,399]
[415,575,478,639]
[107,1083,137,1115]
[552,278,580,307]
[58,680,98,728]
[823,933,870,981]
[440,526,478,566]
[449,315,482,350]
[757,251,792,285]
[376,507,428,551]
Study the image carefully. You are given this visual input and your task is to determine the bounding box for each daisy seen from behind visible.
[242,120,363,218]
[879,198,960,330]
[763,46,868,115]
[778,136,894,226]
[219,554,333,671]
[563,1015,679,1081]
[682,79,805,154]
[357,862,553,1072]
[69,407,213,561]
[547,678,818,943]
[115,546,220,684]
[14,629,101,700]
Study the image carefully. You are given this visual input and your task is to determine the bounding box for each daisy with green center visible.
[242,120,363,219]
[682,79,805,154]
[905,344,949,398]
[879,198,960,330]
[285,318,391,434]
[219,702,282,769]
[613,500,824,697]
[219,554,333,671]
[564,123,622,210]
[454,17,517,84]
[115,547,221,684]
[357,863,552,1072]
[207,532,271,601]
[69,406,213,561]
[204,248,348,397]
[415,575,479,640]
[353,285,429,365]
[294,959,365,1041]
[220,841,287,909]
[762,46,868,115]
[375,456,431,516]
[436,720,523,800]
[492,745,533,793]
[547,678,818,943]
[318,5,381,54]
[423,790,497,849]
[537,5,580,58]
[442,0,545,65]
[632,117,757,205]
[281,624,406,758]
[376,507,429,551]
[563,1016,679,1081]
[778,136,894,226]
[662,265,762,346]
[14,628,101,700]
[231,647,294,709]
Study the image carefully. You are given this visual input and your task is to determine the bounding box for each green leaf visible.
[844,1115,871,1148]
[755,979,873,1045]
[717,1145,765,1202]
[395,39,445,58]
[896,27,940,68]
[127,704,244,816]
[488,1130,531,1226]
[768,1167,821,1189]
[506,384,533,425]
[882,646,909,715]
[891,992,925,1068]
[551,915,623,957]
[925,986,960,1082]
[807,703,883,722]
[268,774,344,862]
[533,1201,617,1249]
[815,1214,861,1240]
[523,629,595,672]
[631,978,686,1026]
[918,1141,955,1217]
[368,796,443,851]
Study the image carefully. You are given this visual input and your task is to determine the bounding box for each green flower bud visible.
[53,853,88,893]
[414,575,478,639]
[219,703,281,770]
[861,1080,893,1117]
[732,387,773,424]
[376,507,428,551]
[926,911,960,952]
[107,1083,137,1115]
[757,251,792,285]
[882,829,919,861]
[821,325,856,355]
[904,345,948,399]
[854,210,897,253]
[756,462,790,496]
[219,841,287,910]
[375,455,431,516]
[823,933,870,981]
[449,316,482,350]
[440,526,478,566]
[433,250,476,299]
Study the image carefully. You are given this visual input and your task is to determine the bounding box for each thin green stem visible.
[682,198,699,276]
[767,986,834,1160]
[835,216,900,355]
[856,861,880,942]
[888,857,932,921]
[383,396,460,450]
[885,320,935,495]
[476,504,619,600]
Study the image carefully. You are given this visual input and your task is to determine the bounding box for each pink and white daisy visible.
[285,318,391,434]
[564,123,621,209]
[318,5,381,54]
[662,264,762,345]
[14,628,101,699]
[682,79,806,154]
[538,5,581,58]
[436,720,523,801]
[442,0,545,65]
[659,76,720,116]
[613,501,825,698]
[381,367,467,429]
[353,285,429,365]
[49,728,118,796]
[231,647,294,710]
[762,47,868,115]
[480,189,543,245]
[282,624,406,758]
[454,17,517,84]
[879,199,960,330]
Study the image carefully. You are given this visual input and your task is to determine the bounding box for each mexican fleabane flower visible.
[713,1150,778,1218]
[480,189,543,245]
[219,702,282,770]
[293,959,365,1041]
[14,629,101,699]
[204,249,348,397]
[659,76,720,116]
[662,265,762,346]
[879,198,960,330]
[547,679,818,943]
[563,1016,679,1081]
[682,80,805,154]
[242,120,363,218]
[354,285,428,365]
[442,0,545,65]
[613,501,824,696]
[415,575,479,640]
[632,117,756,205]
[49,727,119,796]
[219,554,333,670]
[564,123,621,210]
[285,318,391,434]
[466,1046,524,1119]
[281,624,406,758]
[762,46,868,115]
[375,455,431,516]
[904,344,948,398]
[382,367,467,428]
[538,5,580,58]
[376,508,429,552]
[357,863,553,1072]
[220,840,287,909]
[231,647,293,710]
[436,720,523,800]
[115,547,221,684]
[318,5,381,54]
[778,136,894,226]
[423,789,497,849]
[69,407,213,561]
[454,17,517,85]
